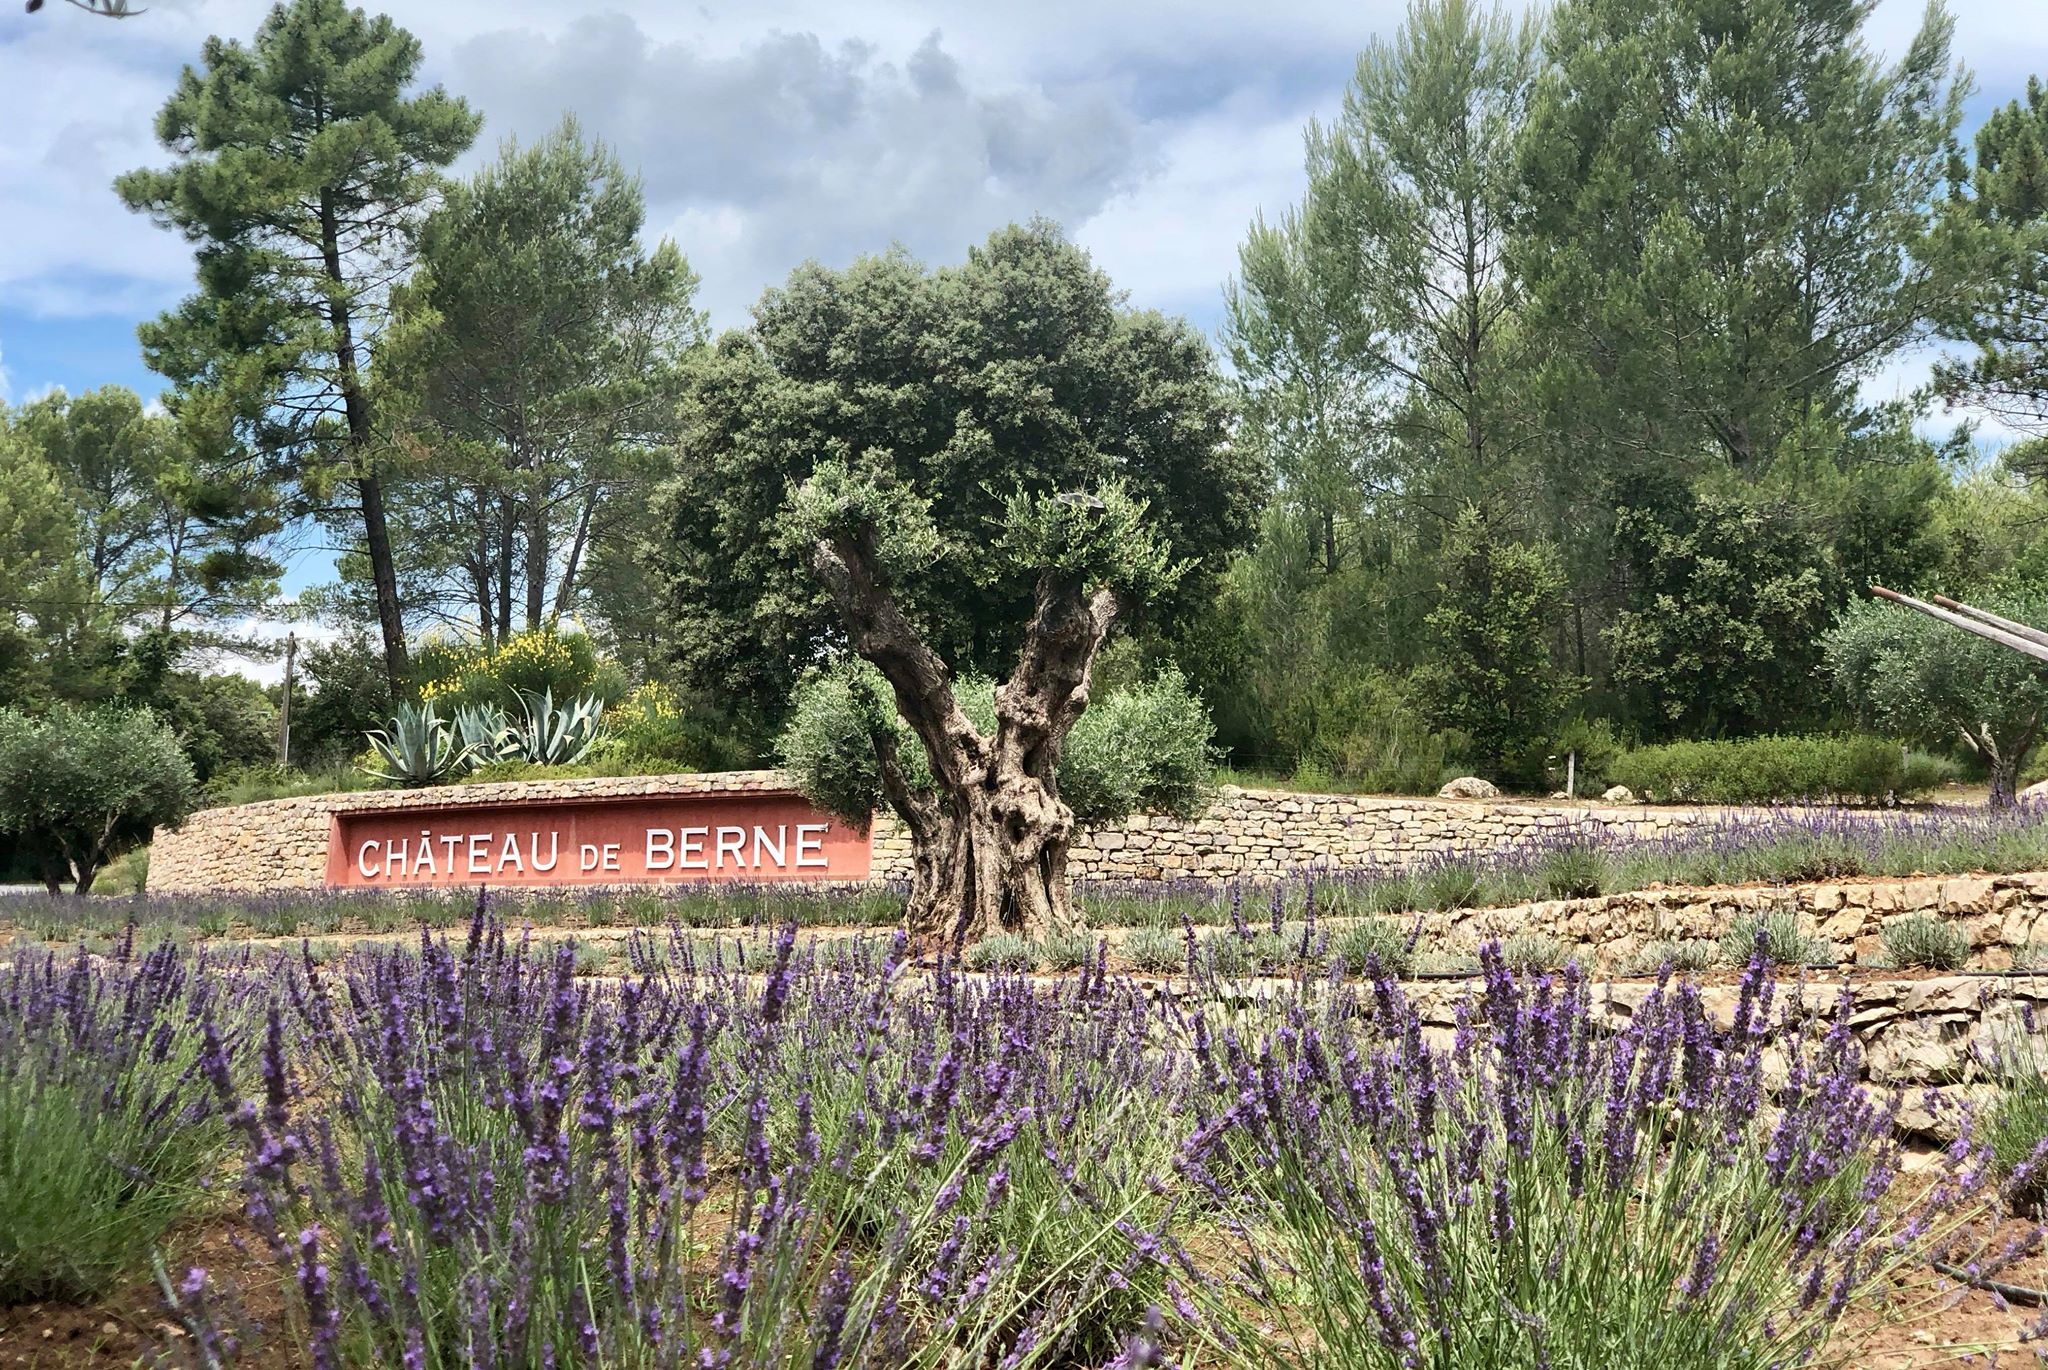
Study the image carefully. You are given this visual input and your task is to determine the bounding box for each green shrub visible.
[0,705,199,895]
[964,933,1035,973]
[0,952,232,1302]
[780,661,1217,833]
[590,682,754,773]
[1202,931,1250,977]
[1880,914,1969,971]
[1122,926,1185,974]
[1609,734,1938,806]
[1040,929,1095,972]
[1330,918,1417,976]
[1717,913,1834,968]
[1422,861,1483,910]
[1498,933,1569,972]
[1537,842,1608,900]
[416,627,624,713]
[1984,1015,2048,1213]
[1624,939,1721,976]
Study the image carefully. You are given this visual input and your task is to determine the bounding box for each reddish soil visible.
[1834,1221,2048,1366]
[0,1222,290,1370]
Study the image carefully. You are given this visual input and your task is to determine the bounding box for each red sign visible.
[324,791,871,889]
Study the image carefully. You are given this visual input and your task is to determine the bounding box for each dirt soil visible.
[1834,1219,2048,1366]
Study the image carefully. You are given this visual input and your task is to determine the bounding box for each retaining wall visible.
[145,770,1844,894]
[1409,872,2048,972]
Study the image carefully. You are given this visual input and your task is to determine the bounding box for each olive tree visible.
[655,223,1256,945]
[779,643,1215,947]
[0,705,197,894]
[1825,589,2048,808]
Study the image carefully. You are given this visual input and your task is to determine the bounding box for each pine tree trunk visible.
[319,188,408,695]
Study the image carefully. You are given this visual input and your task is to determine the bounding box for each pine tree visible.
[116,0,480,692]
[1935,77,2048,444]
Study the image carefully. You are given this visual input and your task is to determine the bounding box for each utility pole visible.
[278,631,297,768]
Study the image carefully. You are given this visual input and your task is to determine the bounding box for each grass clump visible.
[1039,929,1096,972]
[1497,933,1569,973]
[1983,1013,2048,1214]
[1122,926,1185,974]
[1624,939,1721,976]
[0,944,235,1303]
[1880,914,1969,972]
[1537,843,1608,900]
[1422,861,1483,911]
[1718,913,1834,968]
[964,932,1036,973]
[1330,918,1418,977]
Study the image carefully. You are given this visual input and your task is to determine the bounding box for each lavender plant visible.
[1165,944,1987,1368]
[0,933,242,1302]
[182,918,1174,1366]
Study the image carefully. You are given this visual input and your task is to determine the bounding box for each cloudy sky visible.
[3,0,2046,630]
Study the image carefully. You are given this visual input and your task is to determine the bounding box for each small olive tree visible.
[0,705,197,894]
[777,474,1214,948]
[1826,588,2048,808]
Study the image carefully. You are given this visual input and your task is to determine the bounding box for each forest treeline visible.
[4,0,2048,800]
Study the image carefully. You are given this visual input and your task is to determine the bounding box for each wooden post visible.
[1870,586,2048,666]
[278,631,297,768]
[1566,751,1576,799]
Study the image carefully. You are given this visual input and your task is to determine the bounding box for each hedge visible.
[1608,735,1956,806]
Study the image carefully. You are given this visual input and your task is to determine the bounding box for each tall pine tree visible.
[117,0,480,692]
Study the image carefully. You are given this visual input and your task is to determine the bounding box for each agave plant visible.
[452,702,516,768]
[504,689,606,766]
[362,703,471,787]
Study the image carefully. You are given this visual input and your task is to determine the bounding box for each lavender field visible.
[2,911,2043,1368]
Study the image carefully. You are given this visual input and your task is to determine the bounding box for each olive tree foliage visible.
[0,705,197,894]
[1825,589,2048,809]
[652,222,1256,724]
[781,660,1214,838]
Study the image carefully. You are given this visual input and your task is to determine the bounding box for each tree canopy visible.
[652,221,1259,724]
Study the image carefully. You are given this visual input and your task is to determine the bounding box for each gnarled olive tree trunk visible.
[811,529,1115,950]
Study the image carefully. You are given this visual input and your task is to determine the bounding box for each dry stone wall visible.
[146,770,1849,894]
[871,785,1733,882]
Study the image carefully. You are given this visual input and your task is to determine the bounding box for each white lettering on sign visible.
[333,806,858,888]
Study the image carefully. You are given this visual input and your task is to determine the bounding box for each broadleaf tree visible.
[116,0,481,692]
[1827,588,2048,808]
[657,224,1257,943]
[0,705,198,895]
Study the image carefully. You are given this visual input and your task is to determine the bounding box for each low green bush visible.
[1609,735,1945,806]
[1718,913,1834,968]
[1498,933,1569,972]
[1623,939,1721,975]
[1537,842,1608,900]
[1122,926,1185,974]
[1422,861,1483,911]
[964,933,1036,972]
[1880,914,1970,971]
[1983,1015,2048,1213]
[1330,918,1418,976]
[1039,929,1095,972]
